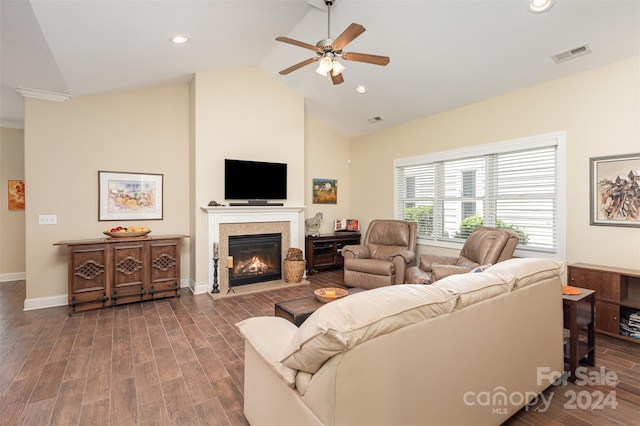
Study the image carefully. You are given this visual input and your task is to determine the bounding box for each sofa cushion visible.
[486,257,566,289]
[280,284,455,374]
[433,268,515,310]
[236,316,299,387]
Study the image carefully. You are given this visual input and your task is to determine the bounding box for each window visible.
[395,132,565,258]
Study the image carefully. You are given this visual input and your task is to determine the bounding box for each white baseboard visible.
[189,278,209,295]
[0,272,26,282]
[22,277,192,311]
[24,294,67,311]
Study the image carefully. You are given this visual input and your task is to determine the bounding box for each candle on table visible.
[227,256,233,268]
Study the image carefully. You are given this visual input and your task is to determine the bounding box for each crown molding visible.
[15,87,71,102]
[0,120,24,129]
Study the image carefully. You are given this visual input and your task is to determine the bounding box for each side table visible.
[563,288,596,382]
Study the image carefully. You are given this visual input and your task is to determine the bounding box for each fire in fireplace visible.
[228,233,282,287]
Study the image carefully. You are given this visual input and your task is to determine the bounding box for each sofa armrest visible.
[431,264,476,282]
[419,254,458,272]
[236,317,299,387]
[342,244,371,259]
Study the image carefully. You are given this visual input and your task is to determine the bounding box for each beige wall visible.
[10,58,640,307]
[0,127,26,279]
[304,115,352,236]
[23,85,190,305]
[190,68,305,287]
[350,57,640,270]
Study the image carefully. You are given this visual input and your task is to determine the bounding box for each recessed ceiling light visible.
[170,34,190,44]
[355,85,367,94]
[528,0,555,13]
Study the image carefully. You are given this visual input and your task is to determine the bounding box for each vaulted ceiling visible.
[1,0,639,137]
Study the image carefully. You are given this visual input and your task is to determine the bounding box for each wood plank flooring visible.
[1,270,639,425]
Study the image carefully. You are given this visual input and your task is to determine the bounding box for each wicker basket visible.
[283,260,306,283]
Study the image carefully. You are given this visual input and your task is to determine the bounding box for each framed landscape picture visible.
[99,171,163,221]
[312,178,337,204]
[590,153,640,227]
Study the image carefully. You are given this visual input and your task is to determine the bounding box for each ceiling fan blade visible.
[330,72,344,85]
[332,23,366,50]
[279,57,319,75]
[275,36,318,52]
[342,52,390,66]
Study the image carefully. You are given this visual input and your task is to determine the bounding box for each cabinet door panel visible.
[570,268,620,300]
[595,302,620,334]
[149,240,180,298]
[112,242,146,304]
[69,244,110,312]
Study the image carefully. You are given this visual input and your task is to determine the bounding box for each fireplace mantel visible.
[200,205,305,294]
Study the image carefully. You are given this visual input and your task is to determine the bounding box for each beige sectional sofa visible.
[237,257,566,425]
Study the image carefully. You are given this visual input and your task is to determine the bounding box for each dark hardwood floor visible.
[1,270,638,425]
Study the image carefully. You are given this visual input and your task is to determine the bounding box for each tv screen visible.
[225,159,287,202]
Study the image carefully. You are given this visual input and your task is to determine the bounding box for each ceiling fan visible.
[275,0,390,85]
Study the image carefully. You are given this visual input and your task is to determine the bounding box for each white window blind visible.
[394,133,565,258]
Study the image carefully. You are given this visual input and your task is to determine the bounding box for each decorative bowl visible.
[314,287,348,303]
[104,230,151,238]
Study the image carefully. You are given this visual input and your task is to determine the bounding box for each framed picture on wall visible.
[8,180,25,210]
[589,153,640,227]
[312,178,337,204]
[98,171,163,221]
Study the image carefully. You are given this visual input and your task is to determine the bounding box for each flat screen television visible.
[224,159,287,205]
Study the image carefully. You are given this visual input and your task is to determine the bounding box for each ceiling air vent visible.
[552,43,592,64]
[368,116,384,124]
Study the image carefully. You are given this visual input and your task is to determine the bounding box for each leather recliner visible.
[404,226,519,284]
[342,220,417,289]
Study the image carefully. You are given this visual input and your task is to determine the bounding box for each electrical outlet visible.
[38,215,57,225]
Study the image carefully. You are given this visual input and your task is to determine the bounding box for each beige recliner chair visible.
[404,226,519,284]
[342,220,417,289]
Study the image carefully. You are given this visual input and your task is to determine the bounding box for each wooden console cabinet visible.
[305,233,360,275]
[54,235,187,314]
[568,263,640,343]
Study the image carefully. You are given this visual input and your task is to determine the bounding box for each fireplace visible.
[200,205,304,296]
[228,233,282,287]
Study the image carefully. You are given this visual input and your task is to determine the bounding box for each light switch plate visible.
[38,214,57,225]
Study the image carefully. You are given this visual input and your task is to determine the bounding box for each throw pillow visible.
[470,264,492,273]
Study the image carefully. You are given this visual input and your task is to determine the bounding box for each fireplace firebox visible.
[228,233,282,287]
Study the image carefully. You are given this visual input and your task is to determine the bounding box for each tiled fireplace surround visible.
[201,206,304,294]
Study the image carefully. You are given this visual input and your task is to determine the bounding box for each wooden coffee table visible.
[275,287,365,326]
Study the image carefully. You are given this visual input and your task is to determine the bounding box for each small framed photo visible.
[98,171,163,221]
[590,153,640,227]
[8,180,25,210]
[312,178,337,204]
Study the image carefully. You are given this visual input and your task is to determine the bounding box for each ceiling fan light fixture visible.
[315,55,334,76]
[331,60,345,76]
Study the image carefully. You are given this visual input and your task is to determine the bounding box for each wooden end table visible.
[275,287,365,326]
[563,287,596,382]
